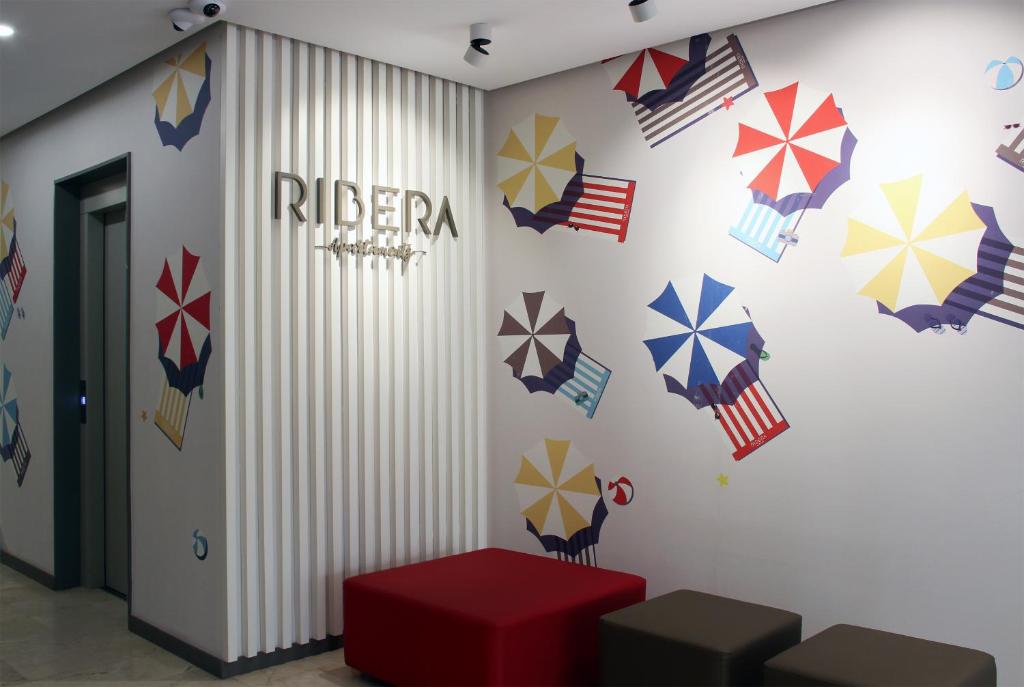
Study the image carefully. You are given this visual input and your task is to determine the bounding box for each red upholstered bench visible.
[343,547,646,686]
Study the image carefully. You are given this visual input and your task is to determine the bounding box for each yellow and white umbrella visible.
[497,114,577,214]
[1,181,14,266]
[841,175,986,313]
[514,439,601,540]
[152,43,208,127]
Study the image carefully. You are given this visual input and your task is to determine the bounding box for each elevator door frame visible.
[52,154,132,613]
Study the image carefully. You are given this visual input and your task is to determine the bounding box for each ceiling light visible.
[0,24,15,38]
[629,0,657,23]
[464,22,492,67]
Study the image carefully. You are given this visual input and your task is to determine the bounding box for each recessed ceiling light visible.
[0,24,15,38]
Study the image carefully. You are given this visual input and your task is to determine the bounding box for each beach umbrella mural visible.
[497,114,578,215]
[602,34,711,107]
[730,82,855,262]
[871,202,1024,334]
[152,42,212,150]
[985,57,1023,90]
[498,291,611,419]
[496,114,637,242]
[733,82,848,202]
[605,33,759,148]
[842,175,987,315]
[0,181,27,340]
[154,246,212,449]
[514,439,628,566]
[0,361,31,486]
[643,275,789,460]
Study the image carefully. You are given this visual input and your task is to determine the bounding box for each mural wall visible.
[485,1,1024,684]
[0,27,226,660]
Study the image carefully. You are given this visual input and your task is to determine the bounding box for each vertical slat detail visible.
[221,29,483,654]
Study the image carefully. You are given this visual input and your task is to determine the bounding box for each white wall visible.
[486,0,1024,683]
[220,25,486,661]
[0,27,227,656]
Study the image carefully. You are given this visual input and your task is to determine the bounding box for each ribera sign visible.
[274,172,457,235]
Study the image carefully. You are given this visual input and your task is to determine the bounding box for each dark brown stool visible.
[764,624,996,686]
[599,589,802,686]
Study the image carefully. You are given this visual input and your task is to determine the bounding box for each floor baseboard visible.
[128,615,343,679]
[1,549,58,590]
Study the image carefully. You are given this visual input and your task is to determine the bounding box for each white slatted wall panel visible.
[222,25,486,660]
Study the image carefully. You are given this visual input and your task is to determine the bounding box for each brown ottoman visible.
[600,590,802,686]
[764,624,996,686]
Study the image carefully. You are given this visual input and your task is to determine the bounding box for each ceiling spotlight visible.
[0,24,14,38]
[629,0,657,23]
[169,7,204,31]
[464,22,492,67]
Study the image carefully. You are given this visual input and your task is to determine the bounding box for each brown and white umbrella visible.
[498,291,571,380]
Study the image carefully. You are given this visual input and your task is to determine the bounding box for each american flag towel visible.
[631,34,758,148]
[729,195,808,262]
[1,423,31,487]
[996,126,1024,173]
[537,175,636,243]
[977,241,1024,330]
[715,366,789,461]
[4,238,27,302]
[556,352,611,419]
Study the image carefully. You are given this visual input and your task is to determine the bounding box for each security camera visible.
[463,23,492,67]
[169,7,203,31]
[189,0,226,18]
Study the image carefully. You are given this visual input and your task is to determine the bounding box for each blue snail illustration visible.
[192,529,208,561]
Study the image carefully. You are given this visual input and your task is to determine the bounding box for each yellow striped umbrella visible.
[842,175,986,312]
[514,439,601,540]
[152,43,208,127]
[497,114,577,214]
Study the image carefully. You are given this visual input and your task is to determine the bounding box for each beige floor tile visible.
[0,566,374,686]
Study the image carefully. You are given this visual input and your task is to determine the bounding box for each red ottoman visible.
[343,548,646,686]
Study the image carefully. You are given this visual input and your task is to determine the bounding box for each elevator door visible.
[79,194,129,598]
[103,209,129,596]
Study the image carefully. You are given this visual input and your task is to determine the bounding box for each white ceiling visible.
[0,0,833,136]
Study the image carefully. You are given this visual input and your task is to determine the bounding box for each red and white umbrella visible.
[733,82,848,201]
[155,247,211,372]
[603,45,691,101]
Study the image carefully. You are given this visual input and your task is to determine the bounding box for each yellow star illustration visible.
[716,473,729,487]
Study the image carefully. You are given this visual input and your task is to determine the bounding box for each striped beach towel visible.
[630,35,758,148]
[976,241,1024,330]
[729,195,808,262]
[1,423,31,487]
[996,125,1024,173]
[4,237,27,302]
[0,282,12,340]
[155,379,192,450]
[714,366,789,461]
[556,352,611,419]
[553,175,636,243]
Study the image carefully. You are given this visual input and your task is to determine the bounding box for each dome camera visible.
[189,0,226,18]
[169,8,202,31]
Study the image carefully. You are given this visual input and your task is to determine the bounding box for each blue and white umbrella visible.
[643,274,754,397]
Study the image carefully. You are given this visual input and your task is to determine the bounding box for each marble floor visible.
[0,565,369,686]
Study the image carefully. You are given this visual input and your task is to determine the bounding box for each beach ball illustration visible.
[985,57,1023,90]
